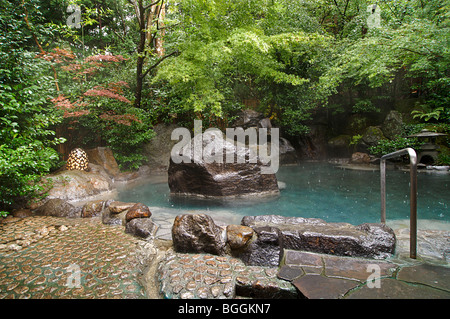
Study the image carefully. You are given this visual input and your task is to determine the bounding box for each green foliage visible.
[350,134,363,146]
[324,0,449,120]
[352,99,380,114]
[87,107,155,171]
[368,137,423,157]
[154,1,335,134]
[412,107,445,122]
[437,147,450,165]
[0,0,65,212]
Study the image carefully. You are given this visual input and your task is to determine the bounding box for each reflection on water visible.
[116,163,450,226]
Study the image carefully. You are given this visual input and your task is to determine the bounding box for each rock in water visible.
[172,214,227,255]
[168,133,279,197]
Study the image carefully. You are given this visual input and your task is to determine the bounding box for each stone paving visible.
[280,250,450,299]
[1,214,449,299]
[155,248,450,299]
[0,216,146,299]
[157,250,296,299]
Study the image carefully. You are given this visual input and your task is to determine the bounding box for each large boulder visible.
[232,109,265,129]
[35,198,81,218]
[359,126,385,150]
[38,165,113,204]
[241,215,396,265]
[382,111,404,140]
[85,147,121,177]
[168,133,279,197]
[172,214,227,255]
[142,123,180,170]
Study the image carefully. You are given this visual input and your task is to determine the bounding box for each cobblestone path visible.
[0,216,146,299]
[158,251,297,299]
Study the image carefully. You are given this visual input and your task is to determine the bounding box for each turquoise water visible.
[116,163,450,225]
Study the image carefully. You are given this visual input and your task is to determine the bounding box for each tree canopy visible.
[1,0,449,213]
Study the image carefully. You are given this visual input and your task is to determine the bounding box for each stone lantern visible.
[407,129,447,165]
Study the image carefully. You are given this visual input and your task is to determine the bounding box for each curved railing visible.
[380,148,417,259]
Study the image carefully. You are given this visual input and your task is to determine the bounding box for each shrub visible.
[368,137,423,157]
[0,54,65,214]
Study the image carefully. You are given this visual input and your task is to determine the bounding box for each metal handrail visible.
[380,148,417,259]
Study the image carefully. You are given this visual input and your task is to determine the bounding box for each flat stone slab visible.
[279,249,450,299]
[323,255,397,282]
[393,227,450,262]
[282,250,398,283]
[241,215,396,264]
[347,278,450,299]
[292,274,360,299]
[277,265,304,281]
[397,263,450,291]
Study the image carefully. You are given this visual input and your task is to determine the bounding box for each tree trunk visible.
[135,28,146,108]
[133,0,166,108]
[134,0,147,108]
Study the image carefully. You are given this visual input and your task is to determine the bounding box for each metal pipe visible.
[380,159,386,223]
[380,148,417,259]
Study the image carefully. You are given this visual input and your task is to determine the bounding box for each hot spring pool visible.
[116,163,450,226]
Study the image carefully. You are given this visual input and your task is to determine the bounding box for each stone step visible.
[278,249,450,299]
